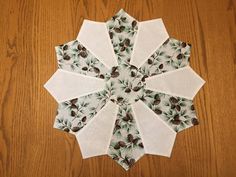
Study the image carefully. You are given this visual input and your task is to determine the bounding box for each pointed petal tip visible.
[115,9,127,16]
[188,66,206,98]
[112,8,137,21]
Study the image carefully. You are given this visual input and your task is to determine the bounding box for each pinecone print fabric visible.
[141,89,198,132]
[54,90,109,133]
[108,105,145,170]
[44,9,205,170]
[106,10,138,64]
[56,40,109,79]
[139,38,191,77]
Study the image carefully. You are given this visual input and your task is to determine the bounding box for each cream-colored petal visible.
[145,66,205,100]
[132,100,176,157]
[130,19,169,68]
[44,69,105,103]
[77,20,118,68]
[76,101,118,158]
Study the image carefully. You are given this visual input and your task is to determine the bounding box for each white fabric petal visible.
[130,19,169,68]
[76,101,118,158]
[145,66,205,100]
[132,100,176,157]
[44,69,105,103]
[77,20,118,68]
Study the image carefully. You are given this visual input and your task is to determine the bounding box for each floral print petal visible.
[140,89,199,132]
[55,40,109,79]
[139,38,191,77]
[54,90,109,133]
[107,104,145,170]
[106,9,139,65]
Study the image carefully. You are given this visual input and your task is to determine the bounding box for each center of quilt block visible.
[105,64,146,105]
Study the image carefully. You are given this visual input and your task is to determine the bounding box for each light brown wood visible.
[0,0,236,177]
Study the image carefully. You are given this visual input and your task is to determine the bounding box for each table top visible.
[0,0,236,177]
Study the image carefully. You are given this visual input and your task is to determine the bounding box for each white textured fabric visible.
[132,101,176,157]
[130,19,169,68]
[44,69,105,103]
[145,66,205,100]
[77,20,118,68]
[76,101,118,158]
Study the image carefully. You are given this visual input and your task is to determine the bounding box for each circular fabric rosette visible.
[45,9,205,170]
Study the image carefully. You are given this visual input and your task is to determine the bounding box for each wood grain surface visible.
[0,0,236,177]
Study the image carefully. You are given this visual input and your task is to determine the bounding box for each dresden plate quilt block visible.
[44,9,205,170]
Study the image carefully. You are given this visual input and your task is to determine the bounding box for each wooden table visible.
[1,0,236,177]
